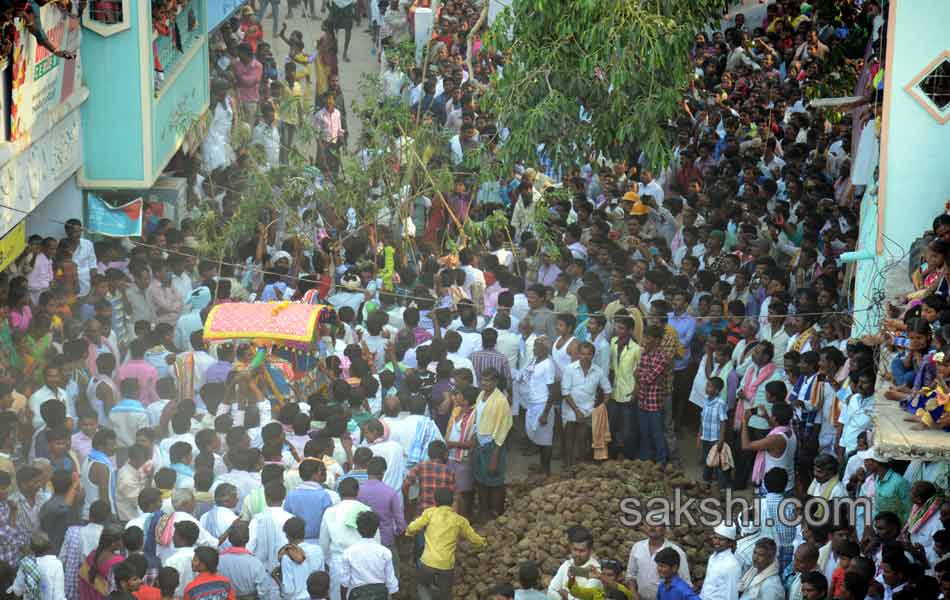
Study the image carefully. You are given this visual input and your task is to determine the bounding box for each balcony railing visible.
[153,0,203,93]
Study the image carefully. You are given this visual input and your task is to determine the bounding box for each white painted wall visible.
[25,175,84,240]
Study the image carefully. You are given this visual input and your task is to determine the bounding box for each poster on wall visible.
[10,6,83,141]
[0,59,8,141]
[87,195,144,237]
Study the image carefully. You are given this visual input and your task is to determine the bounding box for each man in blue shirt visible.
[283,459,335,543]
[656,547,700,600]
[668,291,697,431]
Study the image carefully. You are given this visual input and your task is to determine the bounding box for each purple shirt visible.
[205,361,233,384]
[448,193,471,222]
[357,478,406,548]
[537,263,561,288]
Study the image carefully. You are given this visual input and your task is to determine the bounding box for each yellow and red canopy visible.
[203,302,335,344]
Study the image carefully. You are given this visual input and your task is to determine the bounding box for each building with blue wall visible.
[78,0,210,188]
[0,5,87,257]
[847,0,950,335]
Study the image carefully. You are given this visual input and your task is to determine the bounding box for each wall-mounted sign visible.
[10,7,82,140]
[0,220,26,272]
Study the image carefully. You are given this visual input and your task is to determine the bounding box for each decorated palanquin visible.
[203,302,335,405]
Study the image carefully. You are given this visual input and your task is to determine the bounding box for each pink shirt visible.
[482,283,507,317]
[232,59,263,103]
[27,253,54,293]
[9,305,32,335]
[116,359,160,406]
[314,108,344,142]
[147,281,183,325]
[71,431,93,464]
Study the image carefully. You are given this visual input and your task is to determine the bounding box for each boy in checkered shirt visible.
[698,376,729,489]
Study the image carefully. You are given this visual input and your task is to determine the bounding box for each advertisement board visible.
[87,195,144,237]
[0,221,26,272]
[10,6,82,140]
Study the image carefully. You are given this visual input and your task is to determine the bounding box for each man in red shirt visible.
[403,440,455,515]
[183,547,236,600]
[635,325,671,467]
[237,6,263,52]
[114,559,161,600]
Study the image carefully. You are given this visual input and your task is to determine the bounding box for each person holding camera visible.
[548,526,602,600]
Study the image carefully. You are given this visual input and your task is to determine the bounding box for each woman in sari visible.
[54,241,79,305]
[24,313,54,388]
[7,287,32,336]
[906,239,950,305]
[78,524,124,600]
[315,21,338,97]
[911,239,949,295]
[445,385,478,518]
[884,318,935,398]
[0,303,20,385]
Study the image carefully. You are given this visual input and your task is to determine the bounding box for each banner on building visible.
[87,195,144,237]
[10,6,82,140]
[414,8,433,66]
[0,59,9,142]
[0,221,26,272]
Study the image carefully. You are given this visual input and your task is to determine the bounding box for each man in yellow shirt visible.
[609,315,642,460]
[405,488,486,600]
[275,64,304,165]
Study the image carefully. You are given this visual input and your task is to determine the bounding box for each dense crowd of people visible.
[6,0,950,599]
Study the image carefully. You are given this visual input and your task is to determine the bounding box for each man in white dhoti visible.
[519,336,557,475]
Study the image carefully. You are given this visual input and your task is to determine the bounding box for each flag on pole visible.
[87,195,144,237]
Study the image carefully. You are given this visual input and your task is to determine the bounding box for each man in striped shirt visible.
[470,329,512,395]
[337,447,373,490]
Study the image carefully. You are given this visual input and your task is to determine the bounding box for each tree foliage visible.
[193,73,494,260]
[484,0,728,173]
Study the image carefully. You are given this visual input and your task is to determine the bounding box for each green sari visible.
[0,322,19,382]
[25,333,52,384]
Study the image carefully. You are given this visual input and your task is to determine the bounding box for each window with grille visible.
[906,52,950,124]
[918,59,950,112]
[83,0,131,36]
[89,0,124,23]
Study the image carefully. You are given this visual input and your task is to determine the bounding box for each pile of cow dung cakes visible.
[452,459,718,599]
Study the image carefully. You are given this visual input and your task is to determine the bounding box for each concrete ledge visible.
[874,392,950,461]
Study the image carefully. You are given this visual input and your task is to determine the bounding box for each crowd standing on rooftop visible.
[7,0,950,599]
